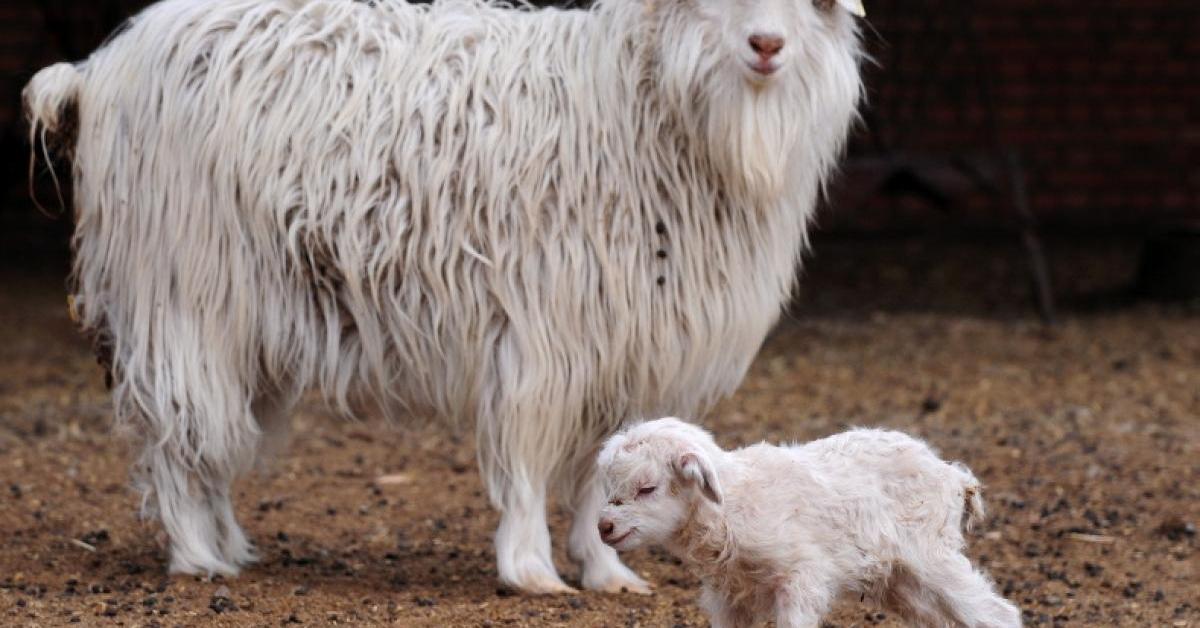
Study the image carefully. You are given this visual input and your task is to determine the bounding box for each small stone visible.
[209,586,236,614]
[1157,517,1196,541]
[80,529,110,546]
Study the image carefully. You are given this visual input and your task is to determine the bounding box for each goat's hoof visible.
[582,566,653,595]
[516,574,579,595]
[167,555,240,579]
[501,565,578,595]
[588,578,653,595]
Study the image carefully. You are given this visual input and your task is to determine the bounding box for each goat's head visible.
[596,418,724,551]
[645,0,865,197]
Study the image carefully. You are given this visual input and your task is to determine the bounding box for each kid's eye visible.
[636,485,657,497]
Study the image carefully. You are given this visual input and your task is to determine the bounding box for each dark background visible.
[1,0,1198,311]
[0,5,1196,625]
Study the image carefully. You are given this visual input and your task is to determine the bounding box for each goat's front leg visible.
[567,458,652,593]
[476,380,574,594]
[773,603,821,628]
[699,584,741,628]
[773,574,835,628]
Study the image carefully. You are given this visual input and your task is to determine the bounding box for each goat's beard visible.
[647,14,799,202]
[706,78,799,200]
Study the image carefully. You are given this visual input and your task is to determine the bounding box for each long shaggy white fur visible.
[24,0,863,592]
[597,419,1023,627]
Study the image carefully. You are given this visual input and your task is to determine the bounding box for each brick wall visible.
[832,0,1199,233]
[2,0,1197,253]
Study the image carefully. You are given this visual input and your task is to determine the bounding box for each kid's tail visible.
[951,461,986,531]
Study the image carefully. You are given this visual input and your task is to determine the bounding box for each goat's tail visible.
[24,62,82,142]
[951,461,986,532]
[23,62,84,211]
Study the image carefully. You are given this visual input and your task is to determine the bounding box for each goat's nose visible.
[748,33,785,59]
[598,519,615,539]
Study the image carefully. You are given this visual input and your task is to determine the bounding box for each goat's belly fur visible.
[47,0,857,491]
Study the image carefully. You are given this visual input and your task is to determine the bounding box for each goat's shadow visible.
[77,531,506,605]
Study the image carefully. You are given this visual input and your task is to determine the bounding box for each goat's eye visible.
[609,498,623,507]
[636,485,657,498]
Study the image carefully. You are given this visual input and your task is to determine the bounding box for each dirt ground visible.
[0,237,1196,627]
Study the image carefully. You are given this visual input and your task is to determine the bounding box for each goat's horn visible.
[837,0,866,17]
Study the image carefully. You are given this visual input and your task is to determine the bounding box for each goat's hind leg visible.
[135,441,255,576]
[927,553,1022,628]
[200,387,300,571]
[251,386,299,468]
[889,555,1022,628]
[123,359,261,576]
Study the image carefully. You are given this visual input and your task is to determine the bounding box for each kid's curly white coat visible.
[597,419,1022,627]
[24,0,863,593]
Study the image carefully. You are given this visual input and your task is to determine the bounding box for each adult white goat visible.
[24,0,865,593]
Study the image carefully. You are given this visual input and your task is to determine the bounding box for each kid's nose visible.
[598,518,615,539]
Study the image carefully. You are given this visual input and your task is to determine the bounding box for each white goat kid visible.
[597,419,1023,627]
[24,0,865,594]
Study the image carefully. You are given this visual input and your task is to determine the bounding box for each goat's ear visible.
[675,452,722,504]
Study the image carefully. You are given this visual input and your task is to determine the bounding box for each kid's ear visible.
[674,451,722,504]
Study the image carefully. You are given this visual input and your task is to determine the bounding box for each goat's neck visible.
[669,500,736,580]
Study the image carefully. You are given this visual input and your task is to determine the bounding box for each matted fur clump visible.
[24,0,864,593]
